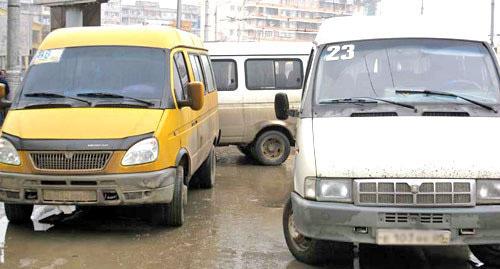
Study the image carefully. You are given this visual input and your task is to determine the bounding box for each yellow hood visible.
[2,108,164,139]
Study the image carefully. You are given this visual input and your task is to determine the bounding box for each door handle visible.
[191,120,198,127]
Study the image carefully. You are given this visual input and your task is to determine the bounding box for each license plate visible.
[376,229,451,245]
[43,190,97,202]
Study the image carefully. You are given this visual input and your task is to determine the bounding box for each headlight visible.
[477,180,500,204]
[121,137,158,166]
[303,177,352,202]
[0,138,20,165]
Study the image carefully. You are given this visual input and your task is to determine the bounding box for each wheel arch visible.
[175,148,191,184]
[253,123,295,147]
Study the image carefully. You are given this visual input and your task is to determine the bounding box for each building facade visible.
[212,0,380,42]
[0,0,51,70]
[102,0,201,36]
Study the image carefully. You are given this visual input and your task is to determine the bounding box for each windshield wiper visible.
[395,89,497,113]
[76,92,154,107]
[24,92,92,106]
[319,97,417,112]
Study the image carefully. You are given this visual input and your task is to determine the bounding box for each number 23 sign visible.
[324,44,355,61]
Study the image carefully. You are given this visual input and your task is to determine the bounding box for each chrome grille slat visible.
[30,151,112,171]
[355,179,475,207]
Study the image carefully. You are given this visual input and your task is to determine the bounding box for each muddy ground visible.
[0,147,486,268]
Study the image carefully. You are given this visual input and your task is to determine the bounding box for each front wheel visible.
[253,130,290,166]
[283,198,339,265]
[150,165,185,227]
[470,245,500,267]
[5,204,33,224]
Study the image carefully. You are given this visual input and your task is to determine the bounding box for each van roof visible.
[39,26,205,50]
[205,42,312,56]
[315,16,489,46]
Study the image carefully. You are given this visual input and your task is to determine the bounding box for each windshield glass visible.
[16,46,170,109]
[314,39,500,105]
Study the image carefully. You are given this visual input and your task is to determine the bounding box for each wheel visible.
[283,198,353,265]
[198,145,216,189]
[5,204,33,224]
[253,130,290,166]
[150,165,185,227]
[283,198,332,265]
[470,245,500,267]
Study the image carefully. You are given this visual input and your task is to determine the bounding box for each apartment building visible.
[0,0,50,70]
[102,0,201,36]
[212,0,379,42]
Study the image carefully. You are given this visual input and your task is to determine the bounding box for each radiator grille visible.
[354,179,475,207]
[30,152,112,171]
[383,213,446,224]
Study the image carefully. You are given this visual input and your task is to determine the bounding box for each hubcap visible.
[261,136,285,160]
[288,212,311,251]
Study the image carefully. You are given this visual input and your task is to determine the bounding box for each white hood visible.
[313,116,500,179]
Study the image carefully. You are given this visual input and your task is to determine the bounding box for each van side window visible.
[245,59,303,90]
[212,60,238,91]
[189,54,206,92]
[173,52,189,101]
[200,55,216,93]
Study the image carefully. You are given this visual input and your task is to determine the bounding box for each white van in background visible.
[206,42,311,165]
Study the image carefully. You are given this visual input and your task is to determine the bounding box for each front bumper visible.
[0,168,176,205]
[291,192,500,245]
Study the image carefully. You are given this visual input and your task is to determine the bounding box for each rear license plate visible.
[43,190,97,202]
[376,229,451,245]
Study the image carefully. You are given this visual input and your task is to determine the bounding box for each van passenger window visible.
[212,60,238,91]
[189,54,206,93]
[200,55,216,92]
[174,52,189,101]
[245,59,303,90]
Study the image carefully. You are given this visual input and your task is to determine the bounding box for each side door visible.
[211,57,244,145]
[172,49,198,175]
[242,57,305,142]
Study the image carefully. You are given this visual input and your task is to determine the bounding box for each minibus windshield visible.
[314,39,500,106]
[16,46,170,109]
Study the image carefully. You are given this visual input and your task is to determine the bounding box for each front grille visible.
[354,179,475,207]
[383,213,446,224]
[30,151,112,171]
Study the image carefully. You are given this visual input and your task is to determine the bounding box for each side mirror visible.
[0,83,6,99]
[188,82,204,111]
[275,93,290,120]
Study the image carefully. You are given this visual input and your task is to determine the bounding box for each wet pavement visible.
[0,147,491,268]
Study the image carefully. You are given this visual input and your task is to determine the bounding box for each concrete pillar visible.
[65,6,83,27]
[6,0,22,96]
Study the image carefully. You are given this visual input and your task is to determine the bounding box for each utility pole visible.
[204,0,209,41]
[6,0,21,96]
[214,7,218,41]
[420,0,424,15]
[491,0,495,46]
[176,0,182,29]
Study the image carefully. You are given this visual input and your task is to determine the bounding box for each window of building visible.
[212,60,238,91]
[245,59,303,90]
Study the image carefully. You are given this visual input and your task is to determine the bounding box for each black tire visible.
[283,198,332,265]
[5,204,33,224]
[253,130,290,166]
[470,245,500,267]
[151,165,185,227]
[198,146,216,189]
